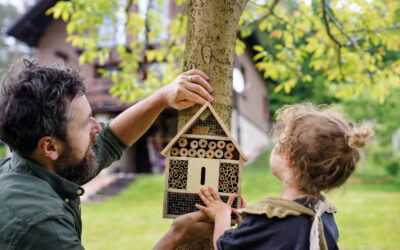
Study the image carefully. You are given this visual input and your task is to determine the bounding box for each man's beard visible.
[55,137,98,185]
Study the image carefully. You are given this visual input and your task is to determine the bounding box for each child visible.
[195,103,374,250]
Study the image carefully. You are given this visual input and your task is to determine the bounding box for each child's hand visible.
[195,186,235,221]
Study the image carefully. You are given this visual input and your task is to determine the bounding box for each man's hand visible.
[158,69,213,110]
[153,211,214,250]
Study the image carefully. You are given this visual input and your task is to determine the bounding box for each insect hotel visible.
[161,102,248,219]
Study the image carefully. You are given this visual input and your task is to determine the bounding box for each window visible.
[97,0,126,47]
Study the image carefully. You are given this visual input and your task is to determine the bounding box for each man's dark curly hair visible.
[0,59,86,157]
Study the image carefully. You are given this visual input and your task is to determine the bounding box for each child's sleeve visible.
[216,214,275,249]
[216,214,310,250]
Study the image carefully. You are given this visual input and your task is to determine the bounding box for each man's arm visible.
[16,217,84,250]
[153,211,214,250]
[110,69,213,146]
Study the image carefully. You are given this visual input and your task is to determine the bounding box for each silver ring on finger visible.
[189,75,193,82]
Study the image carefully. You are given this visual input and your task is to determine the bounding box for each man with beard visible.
[0,60,215,249]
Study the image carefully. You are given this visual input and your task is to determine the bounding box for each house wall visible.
[231,52,270,162]
[36,20,79,66]
[236,52,269,131]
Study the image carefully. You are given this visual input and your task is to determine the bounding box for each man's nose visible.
[90,117,102,135]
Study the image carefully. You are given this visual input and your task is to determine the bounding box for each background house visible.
[7,0,270,175]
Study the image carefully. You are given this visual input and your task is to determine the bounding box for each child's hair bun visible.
[346,126,374,148]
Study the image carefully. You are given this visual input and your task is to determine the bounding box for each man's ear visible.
[37,136,62,161]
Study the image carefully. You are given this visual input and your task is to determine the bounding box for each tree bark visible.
[178,0,249,131]
[177,0,248,249]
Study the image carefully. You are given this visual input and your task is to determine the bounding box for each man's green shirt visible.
[0,123,127,250]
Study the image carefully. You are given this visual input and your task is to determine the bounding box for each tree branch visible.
[239,0,280,31]
[125,0,134,29]
[321,0,345,47]
[337,45,347,82]
[351,24,400,34]
[322,0,358,48]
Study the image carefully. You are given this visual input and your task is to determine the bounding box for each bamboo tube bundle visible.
[226,142,235,152]
[206,149,215,159]
[215,149,223,158]
[188,149,197,157]
[178,137,188,147]
[199,139,208,148]
[197,149,206,158]
[224,151,233,160]
[171,148,179,156]
[190,140,199,149]
[179,148,188,157]
[208,141,217,150]
[217,140,226,149]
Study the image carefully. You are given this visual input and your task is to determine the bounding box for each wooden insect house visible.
[161,102,248,219]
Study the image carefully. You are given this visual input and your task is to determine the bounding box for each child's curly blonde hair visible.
[274,103,374,197]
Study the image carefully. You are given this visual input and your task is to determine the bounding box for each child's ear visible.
[37,136,62,161]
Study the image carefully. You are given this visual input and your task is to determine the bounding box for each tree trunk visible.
[178,0,249,132]
[177,0,248,249]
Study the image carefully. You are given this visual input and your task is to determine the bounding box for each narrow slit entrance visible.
[201,167,206,185]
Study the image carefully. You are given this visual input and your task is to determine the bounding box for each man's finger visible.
[232,208,243,224]
[189,210,209,221]
[185,82,213,102]
[183,69,209,80]
[240,196,247,208]
[194,204,208,214]
[188,75,213,93]
[179,89,209,106]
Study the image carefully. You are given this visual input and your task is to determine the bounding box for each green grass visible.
[0,145,6,158]
[82,150,400,250]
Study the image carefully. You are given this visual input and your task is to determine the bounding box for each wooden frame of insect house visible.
[161,102,248,220]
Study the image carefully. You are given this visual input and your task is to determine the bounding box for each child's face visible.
[269,143,289,181]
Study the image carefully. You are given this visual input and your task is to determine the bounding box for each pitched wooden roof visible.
[6,0,60,47]
[161,102,248,162]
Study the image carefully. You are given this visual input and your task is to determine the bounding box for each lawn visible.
[0,145,6,158]
[82,150,400,250]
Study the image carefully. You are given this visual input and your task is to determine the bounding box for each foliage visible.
[340,87,400,143]
[385,156,399,176]
[81,149,400,249]
[47,0,400,103]
[268,74,338,119]
[245,0,400,102]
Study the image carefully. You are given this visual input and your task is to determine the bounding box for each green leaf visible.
[66,22,75,34]
[253,45,264,52]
